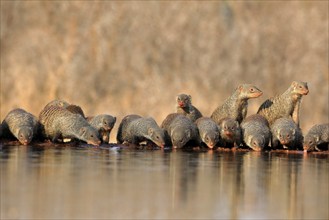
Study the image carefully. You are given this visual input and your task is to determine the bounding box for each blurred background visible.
[1,1,328,139]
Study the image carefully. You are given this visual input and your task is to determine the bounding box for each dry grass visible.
[1,1,328,140]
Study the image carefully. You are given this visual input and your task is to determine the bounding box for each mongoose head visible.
[276,127,295,146]
[102,115,116,131]
[147,127,165,148]
[79,126,101,146]
[247,135,265,151]
[202,131,219,149]
[176,94,192,108]
[303,134,319,151]
[17,127,33,145]
[237,84,263,99]
[219,118,240,141]
[291,81,309,96]
[171,127,190,148]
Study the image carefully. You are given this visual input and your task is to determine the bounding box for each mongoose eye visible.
[156,136,159,140]
[104,122,107,125]
[253,142,256,146]
[298,86,302,89]
[250,88,254,92]
[309,140,313,144]
[287,134,290,138]
[91,135,94,138]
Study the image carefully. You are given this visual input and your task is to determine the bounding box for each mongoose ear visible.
[188,95,192,100]
[80,127,87,135]
[113,117,117,122]
[315,136,320,143]
[291,81,298,88]
[148,128,154,135]
[291,129,296,135]
[185,130,191,138]
[238,85,243,92]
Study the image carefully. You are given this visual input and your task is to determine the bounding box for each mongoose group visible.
[0,81,328,152]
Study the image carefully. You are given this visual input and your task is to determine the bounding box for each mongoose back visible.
[161,113,199,148]
[218,117,242,148]
[303,123,329,151]
[43,99,70,109]
[66,104,86,118]
[116,114,165,148]
[271,117,303,150]
[1,108,39,145]
[195,117,219,149]
[87,114,116,143]
[240,114,271,151]
[211,84,262,124]
[257,81,309,126]
[39,105,101,146]
[176,94,203,122]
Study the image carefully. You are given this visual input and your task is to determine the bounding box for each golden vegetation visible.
[1,1,328,138]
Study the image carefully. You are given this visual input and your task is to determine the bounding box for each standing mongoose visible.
[161,113,200,149]
[87,114,116,143]
[116,114,165,148]
[257,81,309,126]
[217,117,242,148]
[240,114,271,151]
[271,117,303,150]
[211,84,263,124]
[39,105,101,146]
[195,117,219,149]
[1,108,40,145]
[303,123,329,152]
[176,94,203,122]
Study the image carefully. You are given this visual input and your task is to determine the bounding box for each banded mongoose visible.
[240,114,271,151]
[271,117,303,150]
[161,113,200,149]
[218,117,242,148]
[257,81,309,126]
[39,105,101,146]
[66,104,86,118]
[116,114,165,148]
[195,117,219,149]
[1,108,39,145]
[303,123,329,152]
[87,114,116,143]
[211,84,263,124]
[176,94,203,122]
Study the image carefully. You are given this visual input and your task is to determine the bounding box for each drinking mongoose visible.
[195,117,219,149]
[39,105,101,146]
[1,108,40,145]
[87,114,116,143]
[257,81,309,126]
[161,113,200,148]
[240,114,271,151]
[217,117,242,148]
[271,117,303,150]
[211,84,263,124]
[176,94,203,122]
[303,123,329,152]
[116,114,165,148]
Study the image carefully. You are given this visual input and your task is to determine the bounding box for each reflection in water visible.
[0,145,328,219]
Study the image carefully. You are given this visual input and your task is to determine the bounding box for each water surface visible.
[0,144,328,219]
